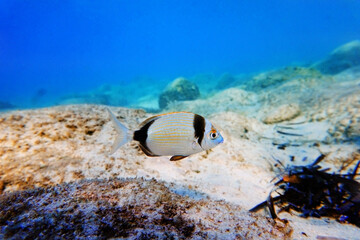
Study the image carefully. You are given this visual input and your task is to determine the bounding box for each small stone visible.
[263,104,301,124]
[0,180,4,194]
[339,118,350,127]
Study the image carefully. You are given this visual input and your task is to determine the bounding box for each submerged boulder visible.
[313,40,360,75]
[245,67,322,91]
[159,77,200,109]
[215,73,236,90]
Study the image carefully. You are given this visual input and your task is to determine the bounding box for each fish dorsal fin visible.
[138,111,193,128]
[139,115,161,128]
[170,155,188,161]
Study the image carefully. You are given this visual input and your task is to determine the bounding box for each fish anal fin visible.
[170,155,188,161]
[138,144,158,157]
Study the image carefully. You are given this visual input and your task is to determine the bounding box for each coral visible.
[159,77,200,109]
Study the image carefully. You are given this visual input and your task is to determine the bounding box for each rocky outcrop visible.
[158,77,200,109]
[245,67,323,91]
[0,178,291,239]
[216,73,236,90]
[0,105,147,193]
[313,40,360,74]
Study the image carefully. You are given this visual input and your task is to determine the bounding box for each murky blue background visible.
[1,0,360,108]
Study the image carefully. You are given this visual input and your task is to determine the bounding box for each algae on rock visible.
[159,77,200,109]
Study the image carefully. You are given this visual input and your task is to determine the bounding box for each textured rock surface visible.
[215,72,236,90]
[314,40,360,74]
[159,77,200,109]
[0,178,291,239]
[164,87,258,116]
[0,105,147,193]
[263,103,301,124]
[245,66,323,91]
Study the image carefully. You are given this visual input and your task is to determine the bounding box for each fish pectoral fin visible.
[192,139,198,150]
[170,155,188,161]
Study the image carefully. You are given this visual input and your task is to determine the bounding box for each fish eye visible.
[210,131,218,140]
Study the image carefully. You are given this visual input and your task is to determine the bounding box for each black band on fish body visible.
[133,119,157,156]
[193,114,205,146]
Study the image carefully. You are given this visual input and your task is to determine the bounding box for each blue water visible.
[1,0,360,109]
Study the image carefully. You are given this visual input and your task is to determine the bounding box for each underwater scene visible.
[1,1,360,239]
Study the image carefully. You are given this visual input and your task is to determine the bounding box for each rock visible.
[313,40,360,74]
[159,77,200,109]
[215,73,236,89]
[0,180,4,194]
[246,67,322,91]
[211,88,258,107]
[163,88,258,116]
[331,107,360,141]
[263,103,301,124]
[0,178,292,239]
[0,105,147,192]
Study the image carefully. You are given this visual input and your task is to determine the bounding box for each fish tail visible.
[106,107,133,154]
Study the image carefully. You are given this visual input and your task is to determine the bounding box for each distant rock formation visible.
[313,40,360,74]
[0,101,15,110]
[215,72,236,90]
[58,85,128,107]
[159,77,200,109]
[245,66,322,91]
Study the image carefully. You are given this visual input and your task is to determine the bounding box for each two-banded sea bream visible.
[107,108,223,161]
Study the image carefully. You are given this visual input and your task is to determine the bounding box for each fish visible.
[107,108,224,161]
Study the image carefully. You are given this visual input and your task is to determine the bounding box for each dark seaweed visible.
[250,155,360,227]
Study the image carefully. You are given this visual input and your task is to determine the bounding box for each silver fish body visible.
[107,108,223,161]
